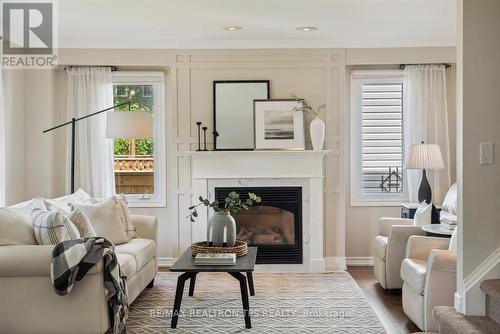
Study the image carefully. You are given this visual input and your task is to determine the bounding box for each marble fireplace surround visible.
[188,150,329,272]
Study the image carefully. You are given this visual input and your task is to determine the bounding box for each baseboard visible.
[346,257,374,266]
[462,246,500,315]
[325,257,347,271]
[454,292,464,313]
[158,257,176,268]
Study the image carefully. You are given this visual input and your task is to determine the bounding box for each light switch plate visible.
[480,142,494,165]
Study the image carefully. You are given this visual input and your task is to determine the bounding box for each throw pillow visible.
[71,198,129,245]
[448,228,458,252]
[91,195,136,239]
[32,208,81,245]
[66,209,97,238]
[44,198,72,213]
[0,198,46,246]
[413,201,432,226]
[113,195,136,239]
[441,182,458,215]
[54,188,93,207]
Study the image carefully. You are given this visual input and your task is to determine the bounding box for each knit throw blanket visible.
[51,237,128,334]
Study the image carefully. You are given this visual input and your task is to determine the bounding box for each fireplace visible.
[215,186,302,264]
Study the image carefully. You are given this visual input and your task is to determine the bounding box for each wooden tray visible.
[191,240,248,257]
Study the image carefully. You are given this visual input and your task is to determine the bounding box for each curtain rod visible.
[62,65,118,71]
[399,63,452,70]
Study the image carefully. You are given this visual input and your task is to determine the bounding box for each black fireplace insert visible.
[215,186,302,264]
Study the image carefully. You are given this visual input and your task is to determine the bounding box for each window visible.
[350,71,406,205]
[112,72,165,207]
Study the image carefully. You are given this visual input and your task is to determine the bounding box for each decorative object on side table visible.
[196,122,202,151]
[253,99,305,150]
[188,191,261,247]
[405,142,444,203]
[291,93,326,151]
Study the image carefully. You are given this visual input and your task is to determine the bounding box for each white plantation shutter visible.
[351,71,406,205]
[362,83,403,193]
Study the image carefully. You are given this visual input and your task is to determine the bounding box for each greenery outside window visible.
[112,72,165,207]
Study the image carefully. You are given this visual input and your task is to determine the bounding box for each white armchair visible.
[401,235,456,332]
[373,217,425,289]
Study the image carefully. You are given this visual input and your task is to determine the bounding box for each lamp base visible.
[418,169,432,204]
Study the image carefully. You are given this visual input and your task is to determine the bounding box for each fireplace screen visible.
[215,186,302,264]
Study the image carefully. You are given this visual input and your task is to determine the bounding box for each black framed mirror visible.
[213,80,270,150]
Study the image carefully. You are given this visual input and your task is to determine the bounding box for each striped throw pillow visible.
[32,208,81,245]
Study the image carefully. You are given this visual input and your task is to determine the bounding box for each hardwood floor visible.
[347,266,421,334]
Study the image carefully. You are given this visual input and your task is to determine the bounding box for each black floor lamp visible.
[43,101,151,194]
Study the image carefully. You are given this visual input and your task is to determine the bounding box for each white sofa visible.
[373,217,425,289]
[0,214,158,334]
[400,235,456,332]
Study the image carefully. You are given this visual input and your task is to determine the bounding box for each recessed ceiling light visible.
[224,26,242,31]
[296,26,318,32]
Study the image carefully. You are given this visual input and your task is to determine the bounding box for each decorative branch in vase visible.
[291,93,326,151]
[188,191,261,247]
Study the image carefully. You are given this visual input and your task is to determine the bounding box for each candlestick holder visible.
[212,131,219,151]
[202,127,208,151]
[196,122,202,151]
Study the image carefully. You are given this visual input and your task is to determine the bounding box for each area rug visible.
[127,271,386,333]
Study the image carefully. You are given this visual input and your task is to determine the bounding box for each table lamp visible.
[405,142,444,203]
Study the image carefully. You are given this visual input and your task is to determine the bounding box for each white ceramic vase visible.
[206,212,237,247]
[310,116,325,151]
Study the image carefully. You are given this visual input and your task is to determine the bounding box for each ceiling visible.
[58,0,457,49]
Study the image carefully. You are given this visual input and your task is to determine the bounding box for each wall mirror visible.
[213,80,270,150]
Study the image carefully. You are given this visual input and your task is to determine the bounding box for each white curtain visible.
[66,67,115,197]
[0,69,5,207]
[403,65,451,203]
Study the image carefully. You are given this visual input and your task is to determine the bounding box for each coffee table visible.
[169,247,257,329]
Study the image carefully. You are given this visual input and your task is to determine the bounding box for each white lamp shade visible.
[106,111,153,139]
[405,143,445,170]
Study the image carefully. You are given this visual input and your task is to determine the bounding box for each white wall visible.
[3,70,26,205]
[456,0,500,315]
[4,47,456,267]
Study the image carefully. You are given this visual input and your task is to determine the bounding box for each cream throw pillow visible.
[32,208,81,245]
[72,198,129,245]
[0,198,46,245]
[413,201,432,226]
[66,209,97,238]
[91,195,136,239]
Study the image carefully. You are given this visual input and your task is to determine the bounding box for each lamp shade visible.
[106,111,153,139]
[405,143,445,170]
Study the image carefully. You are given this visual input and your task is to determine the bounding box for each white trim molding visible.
[158,257,176,268]
[458,246,500,315]
[347,257,374,266]
[325,257,347,271]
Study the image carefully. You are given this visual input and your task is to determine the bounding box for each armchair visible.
[373,217,425,289]
[401,235,456,332]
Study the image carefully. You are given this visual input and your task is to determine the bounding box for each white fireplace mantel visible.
[187,150,329,272]
[187,150,330,179]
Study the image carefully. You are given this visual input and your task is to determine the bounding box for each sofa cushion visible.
[401,258,427,295]
[115,238,156,271]
[116,253,137,278]
[72,198,129,245]
[373,236,388,260]
[0,198,46,246]
[32,208,81,245]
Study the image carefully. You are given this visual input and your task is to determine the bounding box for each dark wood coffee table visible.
[169,247,257,329]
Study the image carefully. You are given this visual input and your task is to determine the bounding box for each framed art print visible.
[254,99,305,150]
